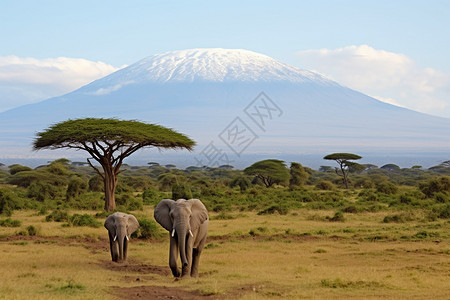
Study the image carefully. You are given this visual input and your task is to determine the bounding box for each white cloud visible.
[296,45,450,118]
[89,81,135,96]
[0,56,124,112]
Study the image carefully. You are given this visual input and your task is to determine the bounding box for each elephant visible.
[104,212,139,262]
[154,198,209,278]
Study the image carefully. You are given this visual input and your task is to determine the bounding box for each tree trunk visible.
[103,163,118,211]
[340,164,349,189]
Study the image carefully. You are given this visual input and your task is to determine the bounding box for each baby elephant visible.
[104,212,139,262]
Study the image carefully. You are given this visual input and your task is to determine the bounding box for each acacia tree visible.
[244,159,289,188]
[33,118,195,211]
[323,153,362,189]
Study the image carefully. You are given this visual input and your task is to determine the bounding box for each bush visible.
[68,214,101,227]
[434,204,450,219]
[88,175,104,192]
[116,193,143,211]
[0,188,23,216]
[142,189,157,205]
[327,211,345,222]
[0,218,22,227]
[376,182,398,195]
[172,183,193,200]
[46,209,69,222]
[230,175,251,192]
[316,181,335,190]
[17,225,40,236]
[66,177,88,200]
[27,182,60,201]
[419,176,450,198]
[9,164,32,175]
[257,204,289,215]
[26,225,39,236]
[434,192,449,203]
[68,192,104,210]
[354,178,375,189]
[134,217,164,239]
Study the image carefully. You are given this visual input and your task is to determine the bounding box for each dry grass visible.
[0,208,449,299]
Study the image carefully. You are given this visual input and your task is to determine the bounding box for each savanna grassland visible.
[0,159,449,299]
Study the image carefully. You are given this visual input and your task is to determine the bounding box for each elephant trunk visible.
[116,229,128,262]
[176,227,189,267]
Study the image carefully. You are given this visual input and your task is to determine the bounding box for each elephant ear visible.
[104,213,117,237]
[127,214,139,236]
[154,199,175,231]
[188,199,208,231]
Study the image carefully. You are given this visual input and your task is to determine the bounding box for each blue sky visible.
[1,0,449,117]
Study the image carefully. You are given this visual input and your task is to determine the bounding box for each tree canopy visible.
[323,153,362,188]
[244,159,289,187]
[33,118,195,211]
[323,153,362,161]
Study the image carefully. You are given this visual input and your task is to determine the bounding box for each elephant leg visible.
[109,233,119,262]
[182,237,194,278]
[169,236,180,277]
[191,235,206,277]
[191,248,200,277]
[123,239,128,261]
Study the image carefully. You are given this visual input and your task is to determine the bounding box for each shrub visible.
[88,175,104,192]
[68,192,104,210]
[172,183,193,200]
[315,181,335,190]
[68,214,101,228]
[376,182,398,195]
[0,218,22,227]
[17,225,40,236]
[230,175,251,192]
[134,217,164,239]
[26,225,39,236]
[66,177,88,200]
[46,209,69,222]
[8,164,32,175]
[327,211,345,222]
[289,162,309,189]
[434,192,449,203]
[419,176,450,198]
[354,178,375,189]
[27,182,60,201]
[0,188,23,216]
[434,204,450,219]
[142,188,157,205]
[257,204,289,215]
[116,193,143,211]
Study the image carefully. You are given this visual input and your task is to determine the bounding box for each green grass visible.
[0,207,449,299]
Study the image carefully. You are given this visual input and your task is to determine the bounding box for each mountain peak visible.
[96,48,332,85]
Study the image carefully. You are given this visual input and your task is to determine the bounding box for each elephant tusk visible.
[171,228,175,237]
[113,235,117,242]
[189,230,194,237]
[126,235,129,241]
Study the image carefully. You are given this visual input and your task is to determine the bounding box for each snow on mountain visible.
[0,48,449,167]
[94,48,332,84]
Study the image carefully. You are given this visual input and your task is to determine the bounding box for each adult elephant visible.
[104,212,139,262]
[154,198,209,278]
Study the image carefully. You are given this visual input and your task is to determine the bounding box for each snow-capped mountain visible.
[0,48,449,167]
[93,48,332,84]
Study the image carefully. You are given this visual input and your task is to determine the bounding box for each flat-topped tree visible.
[244,159,289,187]
[33,118,195,211]
[323,153,362,189]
